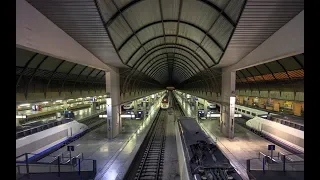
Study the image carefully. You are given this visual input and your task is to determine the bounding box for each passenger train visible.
[246,117,304,153]
[123,101,134,110]
[235,104,304,130]
[160,94,169,109]
[235,105,304,154]
[177,117,242,179]
[16,120,88,161]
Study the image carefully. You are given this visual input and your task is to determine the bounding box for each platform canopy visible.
[16,48,106,97]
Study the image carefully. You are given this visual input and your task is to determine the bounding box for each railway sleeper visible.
[135,176,162,180]
[140,169,163,173]
[139,172,158,176]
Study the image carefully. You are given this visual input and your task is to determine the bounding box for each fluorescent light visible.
[20,104,30,107]
[42,101,48,104]
[121,114,135,118]
[106,98,112,105]
[207,114,220,117]
[234,114,242,117]
[16,115,27,119]
[56,100,62,103]
[67,99,74,101]
[86,97,91,99]
[99,115,108,118]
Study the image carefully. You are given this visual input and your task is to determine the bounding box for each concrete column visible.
[204,100,208,117]
[143,101,147,119]
[92,102,97,111]
[195,99,199,121]
[132,100,138,114]
[220,69,236,139]
[105,70,121,139]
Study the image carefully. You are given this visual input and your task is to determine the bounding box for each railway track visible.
[125,110,166,180]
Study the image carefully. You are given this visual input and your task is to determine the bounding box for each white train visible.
[16,120,88,161]
[123,101,134,110]
[235,104,304,130]
[160,94,169,109]
[246,117,304,154]
[235,104,277,118]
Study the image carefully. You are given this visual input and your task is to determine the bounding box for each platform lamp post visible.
[106,97,112,139]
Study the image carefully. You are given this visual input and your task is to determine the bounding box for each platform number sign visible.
[268,144,275,150]
[67,145,74,151]
[268,144,275,159]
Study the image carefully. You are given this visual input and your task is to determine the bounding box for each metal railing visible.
[16,153,96,179]
[247,152,304,173]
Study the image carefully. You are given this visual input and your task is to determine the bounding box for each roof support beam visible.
[145,57,197,76]
[147,60,194,78]
[16,53,39,88]
[253,66,266,81]
[263,64,277,80]
[123,44,206,90]
[110,0,147,53]
[106,0,235,29]
[195,0,231,52]
[133,44,207,69]
[24,56,48,99]
[117,20,222,53]
[292,56,304,70]
[172,0,184,83]
[275,60,291,80]
[140,50,202,73]
[244,69,260,91]
[44,60,65,98]
[127,35,213,67]
[60,64,77,94]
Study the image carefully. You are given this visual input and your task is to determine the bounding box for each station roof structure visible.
[16,48,106,97]
[236,54,304,92]
[25,0,304,87]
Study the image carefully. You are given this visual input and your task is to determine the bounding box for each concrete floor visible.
[200,119,292,167]
[40,119,142,172]
[95,101,162,180]
[162,111,180,180]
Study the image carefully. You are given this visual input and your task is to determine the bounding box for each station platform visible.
[20,104,106,125]
[31,99,162,180]
[174,93,302,180]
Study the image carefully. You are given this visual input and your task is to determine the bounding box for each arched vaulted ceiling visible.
[96,0,247,84]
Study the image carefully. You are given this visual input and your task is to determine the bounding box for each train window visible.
[242,110,245,113]
[300,126,304,131]
[251,113,256,116]
[246,111,250,114]
[235,108,237,110]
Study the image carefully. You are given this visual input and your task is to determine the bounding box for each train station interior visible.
[16,0,304,180]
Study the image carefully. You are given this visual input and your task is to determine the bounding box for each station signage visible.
[67,145,75,151]
[268,144,275,150]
